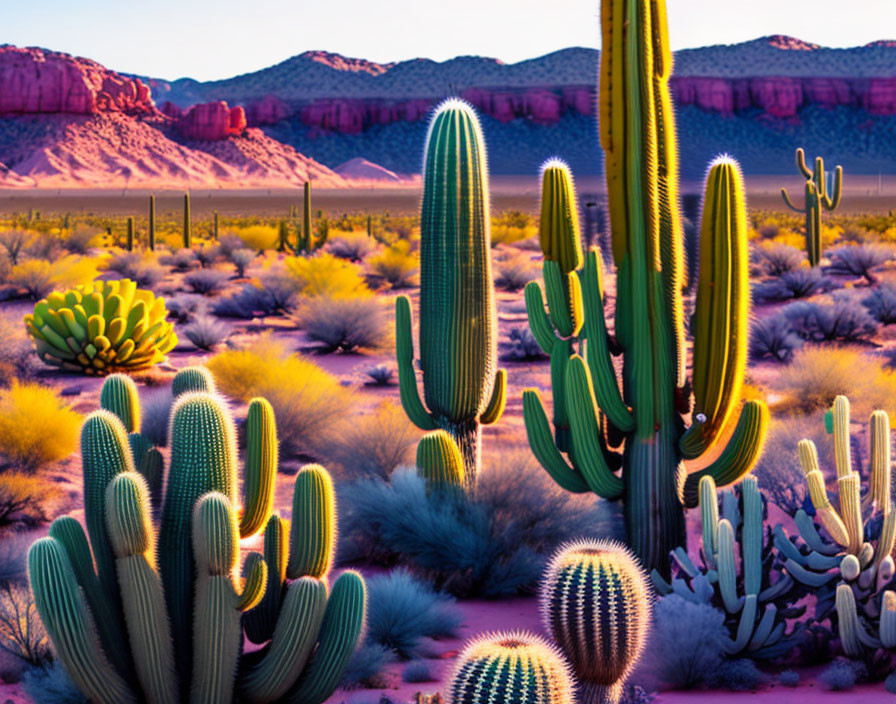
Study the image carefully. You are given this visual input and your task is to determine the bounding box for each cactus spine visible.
[395,99,507,485]
[126,216,134,252]
[524,12,768,573]
[447,631,575,704]
[781,148,843,267]
[183,192,191,249]
[541,540,651,704]
[148,194,156,251]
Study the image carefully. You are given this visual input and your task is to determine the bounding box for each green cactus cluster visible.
[653,475,804,659]
[775,395,896,658]
[447,631,575,704]
[524,64,769,573]
[540,540,651,704]
[395,99,507,487]
[28,369,366,704]
[781,148,843,267]
[24,279,177,375]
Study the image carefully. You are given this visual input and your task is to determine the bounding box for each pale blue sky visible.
[0,0,892,81]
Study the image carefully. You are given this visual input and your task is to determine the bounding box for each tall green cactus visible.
[28,374,366,704]
[541,540,651,704]
[101,373,141,433]
[447,631,575,704]
[301,181,312,252]
[781,148,843,267]
[524,29,769,574]
[213,211,219,241]
[395,99,507,485]
[183,192,192,249]
[148,194,156,251]
[126,217,134,252]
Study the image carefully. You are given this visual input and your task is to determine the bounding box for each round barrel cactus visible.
[447,630,574,704]
[541,540,651,704]
[25,278,176,375]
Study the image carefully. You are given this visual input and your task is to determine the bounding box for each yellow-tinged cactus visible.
[25,279,176,375]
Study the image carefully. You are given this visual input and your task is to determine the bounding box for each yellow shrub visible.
[207,337,350,454]
[0,472,61,527]
[0,382,82,472]
[491,223,538,247]
[282,252,371,298]
[368,240,419,288]
[9,255,100,299]
[235,225,280,251]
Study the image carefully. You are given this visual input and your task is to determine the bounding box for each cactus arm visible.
[759,575,794,602]
[877,510,896,567]
[241,577,328,703]
[286,465,335,580]
[480,369,506,425]
[836,584,881,657]
[28,538,138,704]
[522,389,590,494]
[794,509,841,556]
[881,591,896,648]
[543,261,582,338]
[682,400,769,508]
[868,410,891,513]
[524,281,559,354]
[783,558,838,588]
[831,396,852,478]
[394,295,437,431]
[716,519,740,613]
[823,166,843,210]
[244,515,288,645]
[773,525,810,566]
[239,398,277,539]
[723,593,758,655]
[780,188,803,213]
[235,554,268,612]
[747,604,778,652]
[283,570,368,704]
[651,569,674,595]
[699,476,720,568]
[579,249,634,432]
[795,148,813,179]
[741,477,763,596]
[565,356,625,499]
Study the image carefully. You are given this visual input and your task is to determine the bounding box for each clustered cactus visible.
[28,369,366,704]
[395,99,507,487]
[24,278,177,375]
[523,0,768,576]
[781,148,843,267]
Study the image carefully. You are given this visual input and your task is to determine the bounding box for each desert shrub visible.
[256,271,301,312]
[341,642,396,689]
[749,315,803,362]
[159,248,195,271]
[491,211,537,246]
[779,670,800,687]
[820,659,866,691]
[284,253,371,298]
[194,244,221,268]
[368,240,419,288]
[338,456,622,597]
[0,231,31,265]
[402,660,436,683]
[0,474,58,530]
[103,252,164,288]
[753,268,832,303]
[25,232,64,261]
[827,245,894,283]
[140,386,173,447]
[0,535,28,584]
[63,226,101,255]
[776,347,896,417]
[295,296,390,353]
[753,242,804,275]
[0,383,81,472]
[9,256,98,299]
[782,300,878,342]
[364,364,395,386]
[234,225,279,251]
[710,659,765,691]
[365,569,461,660]
[206,337,349,455]
[322,401,419,480]
[0,315,39,386]
[505,326,548,361]
[862,283,896,324]
[639,595,727,690]
[183,268,228,295]
[167,293,206,323]
[21,661,86,704]
[216,233,246,258]
[0,584,50,666]
[326,231,377,261]
[182,314,230,350]
[229,248,255,277]
[494,251,539,291]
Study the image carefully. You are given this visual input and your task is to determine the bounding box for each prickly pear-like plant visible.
[541,540,651,704]
[447,631,575,704]
[776,395,896,658]
[652,475,804,659]
[415,430,465,490]
[395,99,507,486]
[781,148,843,267]
[24,279,177,375]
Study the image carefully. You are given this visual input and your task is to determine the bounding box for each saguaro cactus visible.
[183,192,192,249]
[781,148,843,267]
[126,217,134,252]
[524,36,768,576]
[395,99,507,485]
[148,195,156,251]
[447,631,575,704]
[541,540,651,704]
[301,181,312,252]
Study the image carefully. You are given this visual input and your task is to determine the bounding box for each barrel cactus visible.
[415,430,465,490]
[781,148,843,267]
[24,278,177,375]
[541,540,650,704]
[395,99,506,487]
[28,376,366,704]
[447,631,574,704]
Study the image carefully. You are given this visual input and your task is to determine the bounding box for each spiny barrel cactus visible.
[415,430,465,489]
[447,631,574,704]
[653,475,804,659]
[25,279,177,375]
[396,99,507,486]
[28,380,364,704]
[172,365,217,398]
[101,373,141,433]
[525,64,768,572]
[781,148,843,267]
[776,395,896,658]
[541,540,650,704]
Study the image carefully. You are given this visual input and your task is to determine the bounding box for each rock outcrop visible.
[176,101,247,140]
